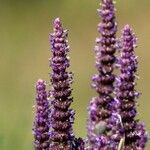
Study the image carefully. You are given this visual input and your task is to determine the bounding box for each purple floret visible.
[49,18,84,150]
[115,25,148,149]
[33,79,50,150]
[87,0,123,149]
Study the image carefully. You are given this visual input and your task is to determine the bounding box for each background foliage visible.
[0,0,149,149]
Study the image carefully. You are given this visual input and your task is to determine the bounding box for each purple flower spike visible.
[115,25,148,149]
[49,18,84,150]
[87,0,123,149]
[33,79,50,150]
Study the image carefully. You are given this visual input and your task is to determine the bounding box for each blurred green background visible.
[0,0,149,149]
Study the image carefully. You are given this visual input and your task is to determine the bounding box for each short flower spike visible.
[33,79,50,150]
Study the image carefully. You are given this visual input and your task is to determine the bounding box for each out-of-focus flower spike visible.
[33,79,50,150]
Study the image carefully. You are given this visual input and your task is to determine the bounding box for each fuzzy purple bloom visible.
[49,18,84,150]
[115,25,148,150]
[87,0,123,149]
[33,79,50,150]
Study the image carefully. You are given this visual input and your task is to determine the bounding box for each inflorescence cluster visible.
[33,0,148,150]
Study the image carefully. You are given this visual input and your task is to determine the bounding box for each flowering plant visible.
[33,0,148,149]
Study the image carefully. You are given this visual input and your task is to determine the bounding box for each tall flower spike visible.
[49,18,84,150]
[87,0,123,149]
[115,25,148,149]
[33,79,50,150]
